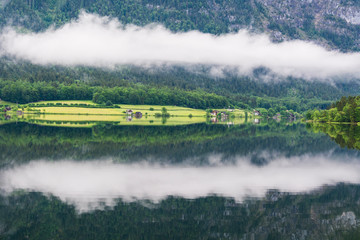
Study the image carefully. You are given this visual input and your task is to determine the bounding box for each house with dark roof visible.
[253,110,261,116]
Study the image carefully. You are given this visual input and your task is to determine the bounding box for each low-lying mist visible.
[1,12,360,80]
[1,154,360,212]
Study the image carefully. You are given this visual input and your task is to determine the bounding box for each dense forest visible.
[1,0,360,51]
[306,96,360,123]
[0,61,353,111]
[0,80,229,109]
[0,0,360,111]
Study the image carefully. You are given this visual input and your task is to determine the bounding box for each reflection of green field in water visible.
[30,104,207,116]
[22,114,247,127]
[24,114,206,127]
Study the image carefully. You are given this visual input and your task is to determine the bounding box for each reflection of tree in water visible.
[2,184,360,239]
[0,122,338,165]
[310,123,360,150]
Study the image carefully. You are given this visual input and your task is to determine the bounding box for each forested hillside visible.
[1,0,360,110]
[0,62,354,111]
[2,0,360,51]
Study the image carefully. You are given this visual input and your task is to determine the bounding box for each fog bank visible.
[1,155,360,212]
[1,12,360,79]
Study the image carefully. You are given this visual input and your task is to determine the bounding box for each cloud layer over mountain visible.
[1,12,360,79]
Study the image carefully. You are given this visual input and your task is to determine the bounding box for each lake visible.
[1,121,360,239]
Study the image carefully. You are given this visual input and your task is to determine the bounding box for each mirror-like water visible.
[1,121,360,239]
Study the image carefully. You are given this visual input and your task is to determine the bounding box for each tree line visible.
[306,96,360,123]
[0,80,229,109]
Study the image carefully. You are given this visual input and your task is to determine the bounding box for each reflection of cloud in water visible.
[1,154,360,212]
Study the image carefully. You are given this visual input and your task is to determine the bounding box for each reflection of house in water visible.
[17,110,23,116]
[126,109,133,115]
[4,115,11,120]
[126,116,132,122]
[134,112,143,119]
[221,112,229,121]
[227,122,234,127]
[273,113,281,122]
[211,117,218,123]
[253,118,260,124]
[287,111,296,121]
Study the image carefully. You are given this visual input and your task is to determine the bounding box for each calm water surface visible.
[1,121,360,239]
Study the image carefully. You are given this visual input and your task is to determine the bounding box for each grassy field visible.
[30,100,96,105]
[27,101,251,117]
[1,100,253,127]
[0,100,17,106]
[28,101,207,116]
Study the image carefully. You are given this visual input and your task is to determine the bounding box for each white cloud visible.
[1,154,360,212]
[1,12,360,79]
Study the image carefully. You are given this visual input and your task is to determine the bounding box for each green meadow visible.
[3,100,252,127]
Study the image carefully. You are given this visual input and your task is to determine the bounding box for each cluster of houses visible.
[126,109,143,121]
[210,110,230,123]
[3,106,11,112]
[3,106,12,120]
[210,110,229,118]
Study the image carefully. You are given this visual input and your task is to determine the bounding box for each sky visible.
[1,154,360,212]
[1,12,360,80]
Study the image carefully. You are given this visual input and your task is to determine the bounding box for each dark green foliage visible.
[0,0,258,34]
[0,121,335,164]
[0,60,353,111]
[1,0,360,51]
[310,123,360,150]
[0,79,229,109]
[91,86,229,109]
[307,96,360,123]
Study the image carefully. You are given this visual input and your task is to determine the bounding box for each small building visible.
[253,110,261,116]
[134,112,143,119]
[273,113,281,122]
[16,110,23,116]
[4,106,11,112]
[211,110,219,116]
[126,109,133,115]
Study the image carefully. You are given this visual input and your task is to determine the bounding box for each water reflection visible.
[2,122,360,239]
[2,153,360,212]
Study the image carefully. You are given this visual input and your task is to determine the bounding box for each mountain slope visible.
[1,0,360,51]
